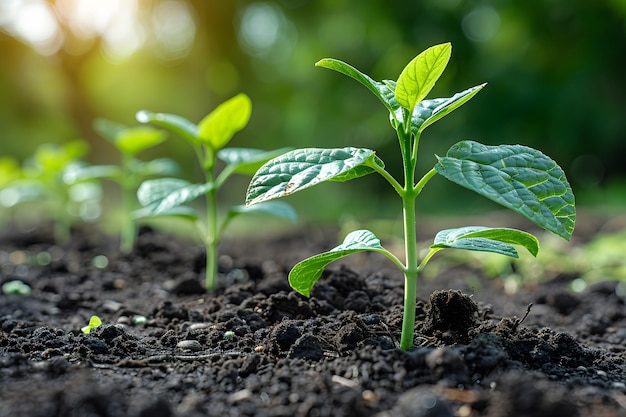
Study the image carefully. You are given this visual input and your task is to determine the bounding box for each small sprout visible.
[81,315,102,334]
[223,331,235,339]
[246,43,576,351]
[135,94,296,290]
[132,315,147,325]
[1,280,31,296]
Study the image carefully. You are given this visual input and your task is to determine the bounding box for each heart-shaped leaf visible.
[435,141,576,240]
[316,58,398,114]
[431,226,539,258]
[136,110,198,144]
[198,93,252,150]
[395,42,452,112]
[289,230,392,297]
[246,147,380,206]
[137,178,213,214]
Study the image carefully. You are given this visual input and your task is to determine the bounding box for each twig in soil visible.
[511,303,533,334]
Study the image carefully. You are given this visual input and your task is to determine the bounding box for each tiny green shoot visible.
[135,93,296,291]
[81,315,102,334]
[246,43,576,351]
[1,280,31,296]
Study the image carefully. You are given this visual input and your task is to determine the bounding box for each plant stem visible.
[400,189,419,351]
[204,158,219,291]
[399,126,420,351]
[120,153,136,253]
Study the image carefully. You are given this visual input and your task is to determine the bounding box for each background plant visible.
[246,43,576,351]
[0,141,102,243]
[135,93,296,290]
[68,120,178,253]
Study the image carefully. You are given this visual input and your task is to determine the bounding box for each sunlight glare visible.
[0,0,62,55]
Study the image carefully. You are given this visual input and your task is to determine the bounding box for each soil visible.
[1,217,626,417]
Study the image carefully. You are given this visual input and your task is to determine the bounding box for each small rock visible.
[176,340,202,352]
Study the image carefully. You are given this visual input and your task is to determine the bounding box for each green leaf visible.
[228,201,298,223]
[115,126,167,155]
[62,164,121,184]
[137,178,214,214]
[246,147,378,206]
[435,141,576,240]
[395,42,452,112]
[93,118,128,143]
[133,205,199,222]
[81,315,102,334]
[393,84,486,135]
[316,58,398,114]
[289,230,390,297]
[134,158,180,177]
[217,147,292,176]
[431,226,539,258]
[136,110,198,144]
[198,93,252,150]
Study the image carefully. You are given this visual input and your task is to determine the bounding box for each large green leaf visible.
[315,58,398,114]
[137,178,214,214]
[393,84,486,135]
[431,226,539,258]
[246,147,379,206]
[198,93,252,150]
[395,42,452,112]
[217,147,292,176]
[435,141,576,240]
[136,110,198,144]
[289,230,391,297]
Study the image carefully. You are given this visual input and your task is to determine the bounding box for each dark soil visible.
[1,219,626,417]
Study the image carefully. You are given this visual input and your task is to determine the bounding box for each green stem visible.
[398,126,419,351]
[202,147,220,291]
[415,167,438,195]
[400,192,419,351]
[120,153,136,253]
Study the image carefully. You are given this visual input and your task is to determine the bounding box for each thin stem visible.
[399,191,419,351]
[397,123,420,351]
[371,163,404,196]
[204,163,219,291]
[417,247,442,274]
[415,167,438,195]
[120,153,136,253]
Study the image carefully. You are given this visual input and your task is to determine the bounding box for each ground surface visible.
[1,217,626,417]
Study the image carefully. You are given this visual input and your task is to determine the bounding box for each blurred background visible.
[1,0,625,227]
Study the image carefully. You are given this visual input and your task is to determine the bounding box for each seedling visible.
[81,315,102,334]
[135,93,296,290]
[246,43,576,351]
[1,280,31,296]
[1,141,102,243]
[70,119,178,253]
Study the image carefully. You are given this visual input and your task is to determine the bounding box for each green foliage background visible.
[1,0,625,222]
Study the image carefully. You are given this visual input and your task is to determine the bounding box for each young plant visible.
[246,43,576,351]
[1,141,102,243]
[70,119,177,253]
[81,315,102,334]
[134,93,296,291]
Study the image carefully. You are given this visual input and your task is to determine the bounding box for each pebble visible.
[176,340,202,351]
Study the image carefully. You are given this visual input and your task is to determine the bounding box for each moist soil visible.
[1,217,626,417]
